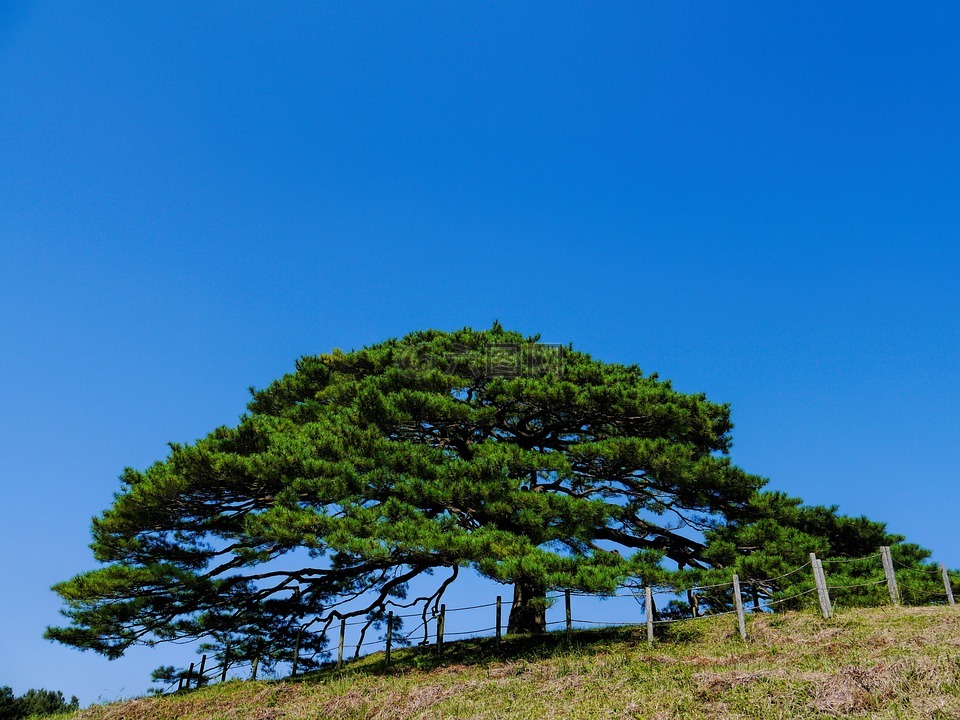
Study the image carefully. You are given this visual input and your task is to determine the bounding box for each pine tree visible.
[48,324,934,669]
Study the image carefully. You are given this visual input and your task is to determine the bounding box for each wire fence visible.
[163,545,959,693]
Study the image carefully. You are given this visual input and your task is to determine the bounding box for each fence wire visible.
[164,549,958,693]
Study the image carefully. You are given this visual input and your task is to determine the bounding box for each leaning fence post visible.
[810,552,832,619]
[496,595,502,641]
[198,655,206,684]
[177,674,184,692]
[436,604,446,657]
[565,590,572,635]
[732,574,747,640]
[880,546,900,606]
[250,655,259,681]
[818,558,833,617]
[337,618,346,670]
[186,662,194,689]
[941,563,956,606]
[645,586,654,646]
[385,611,393,665]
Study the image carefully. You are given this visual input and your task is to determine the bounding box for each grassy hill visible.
[69,606,960,720]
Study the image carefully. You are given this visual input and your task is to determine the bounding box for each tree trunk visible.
[508,578,547,634]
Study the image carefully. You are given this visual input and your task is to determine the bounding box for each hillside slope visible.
[72,606,960,720]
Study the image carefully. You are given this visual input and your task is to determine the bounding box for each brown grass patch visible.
[693,669,786,699]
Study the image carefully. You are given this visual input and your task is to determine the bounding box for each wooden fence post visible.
[337,618,346,670]
[221,645,230,683]
[291,627,301,677]
[818,558,833,617]
[186,662,194,689]
[941,563,956,606]
[880,546,900,606]
[645,586,654,646]
[385,612,393,665]
[732,574,747,640]
[810,552,832,619]
[496,596,502,641]
[177,674,184,692]
[198,655,206,684]
[250,656,259,681]
[436,604,446,657]
[565,590,572,635]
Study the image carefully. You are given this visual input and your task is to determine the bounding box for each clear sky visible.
[2,0,959,705]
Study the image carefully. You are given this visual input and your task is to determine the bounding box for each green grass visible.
[70,606,960,719]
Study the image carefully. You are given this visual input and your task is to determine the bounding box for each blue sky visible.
[2,0,959,705]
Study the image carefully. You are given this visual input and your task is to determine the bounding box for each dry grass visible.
[68,606,960,720]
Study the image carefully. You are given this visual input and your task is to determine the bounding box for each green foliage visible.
[46,324,942,677]
[0,688,15,720]
[0,686,79,720]
[686,490,944,612]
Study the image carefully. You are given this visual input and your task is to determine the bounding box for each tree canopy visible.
[0,687,79,720]
[47,324,940,675]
